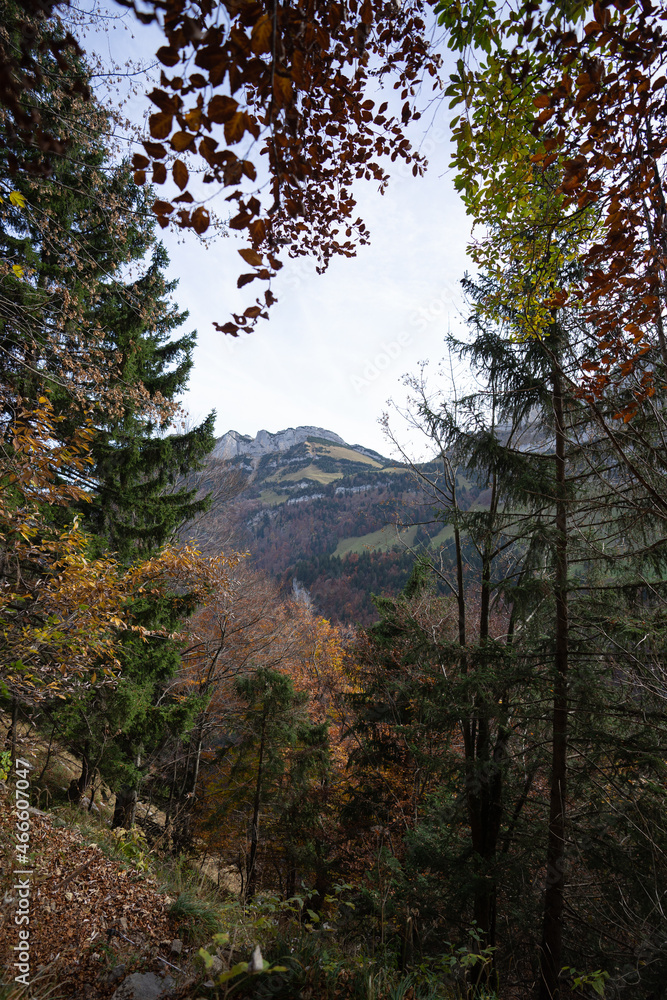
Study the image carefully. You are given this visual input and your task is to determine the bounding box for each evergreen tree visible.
[0,5,218,822]
[350,280,667,996]
[209,666,329,898]
[79,242,215,561]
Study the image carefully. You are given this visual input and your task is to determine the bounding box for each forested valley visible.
[1,2,667,1000]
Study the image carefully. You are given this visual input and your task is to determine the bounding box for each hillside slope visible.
[185,427,479,623]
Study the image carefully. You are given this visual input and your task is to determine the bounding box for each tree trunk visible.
[246,712,267,900]
[112,786,138,829]
[539,357,569,1000]
[5,697,19,762]
[68,746,92,803]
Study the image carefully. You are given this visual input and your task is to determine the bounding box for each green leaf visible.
[217,962,249,983]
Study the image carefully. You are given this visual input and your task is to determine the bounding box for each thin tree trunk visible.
[36,722,57,785]
[539,356,569,1000]
[7,697,19,762]
[246,712,267,900]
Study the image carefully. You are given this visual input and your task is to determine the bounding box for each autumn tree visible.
[173,567,350,877]
[376,275,667,996]
[436,0,667,403]
[2,0,442,336]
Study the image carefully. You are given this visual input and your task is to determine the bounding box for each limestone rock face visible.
[211,426,345,461]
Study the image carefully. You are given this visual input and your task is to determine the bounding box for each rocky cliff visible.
[211,426,346,461]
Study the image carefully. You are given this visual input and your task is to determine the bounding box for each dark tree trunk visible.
[112,785,138,829]
[539,357,569,1000]
[68,746,92,803]
[5,697,19,762]
[246,712,267,900]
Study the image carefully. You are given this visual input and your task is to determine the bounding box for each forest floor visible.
[0,713,236,999]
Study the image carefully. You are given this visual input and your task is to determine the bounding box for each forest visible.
[1,2,666,1000]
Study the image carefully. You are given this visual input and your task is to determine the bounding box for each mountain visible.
[185,426,479,624]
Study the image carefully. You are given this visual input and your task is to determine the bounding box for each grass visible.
[267,463,344,485]
[308,443,383,468]
[428,524,455,548]
[257,489,289,506]
[335,525,418,557]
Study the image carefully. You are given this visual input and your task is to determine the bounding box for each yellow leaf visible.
[12,264,24,278]
[9,191,27,208]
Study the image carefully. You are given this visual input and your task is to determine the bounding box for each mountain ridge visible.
[211,425,389,464]
[187,426,479,623]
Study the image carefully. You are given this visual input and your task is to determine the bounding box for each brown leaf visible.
[230,212,252,230]
[148,88,180,113]
[238,273,256,288]
[361,0,373,25]
[149,113,173,140]
[248,219,266,243]
[143,141,167,158]
[157,46,180,67]
[251,14,273,55]
[224,112,247,144]
[208,95,239,123]
[214,322,240,335]
[192,207,210,234]
[273,74,293,107]
[133,170,146,185]
[170,131,196,152]
[173,160,189,190]
[242,160,257,181]
[132,154,149,169]
[152,162,167,184]
[239,247,263,266]
[185,108,204,131]
[153,200,174,215]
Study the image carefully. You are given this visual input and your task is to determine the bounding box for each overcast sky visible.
[82,4,473,459]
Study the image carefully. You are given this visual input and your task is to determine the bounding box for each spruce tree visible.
[79,241,215,561]
[350,278,667,995]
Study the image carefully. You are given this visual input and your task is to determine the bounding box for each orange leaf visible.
[273,74,293,107]
[251,14,273,55]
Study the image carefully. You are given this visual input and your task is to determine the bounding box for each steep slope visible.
[185,427,481,624]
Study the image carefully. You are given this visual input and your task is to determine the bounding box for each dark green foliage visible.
[78,242,215,561]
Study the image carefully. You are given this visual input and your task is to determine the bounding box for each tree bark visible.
[539,356,569,1000]
[246,711,267,900]
[112,785,138,829]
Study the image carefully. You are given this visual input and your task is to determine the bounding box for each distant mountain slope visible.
[185,427,480,624]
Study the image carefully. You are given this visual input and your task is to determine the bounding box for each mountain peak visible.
[211,426,346,460]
